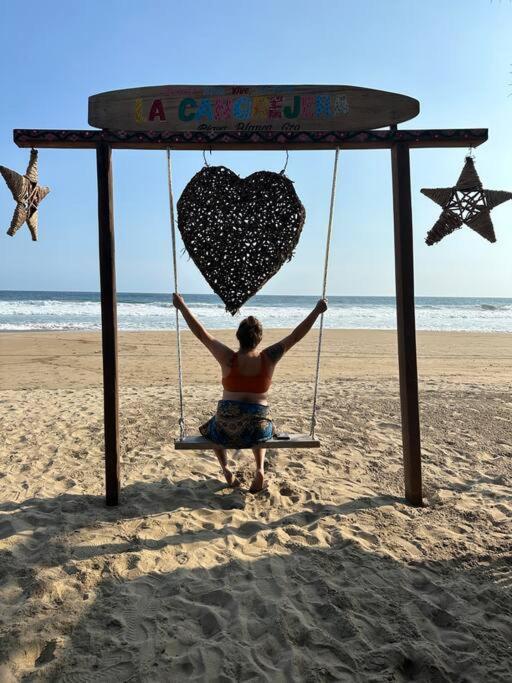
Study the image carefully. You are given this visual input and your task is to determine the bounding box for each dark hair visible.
[236,316,263,351]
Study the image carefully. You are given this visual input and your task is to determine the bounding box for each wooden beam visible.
[14,128,488,151]
[13,125,484,510]
[391,143,423,506]
[96,143,120,506]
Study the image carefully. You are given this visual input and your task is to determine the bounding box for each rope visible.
[166,148,186,438]
[166,146,338,441]
[310,148,340,437]
[280,149,289,175]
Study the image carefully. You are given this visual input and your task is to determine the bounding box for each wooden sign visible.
[88,85,419,133]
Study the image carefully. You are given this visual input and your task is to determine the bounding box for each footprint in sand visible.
[377,421,401,430]
[279,483,296,497]
[35,640,57,667]
[199,608,223,638]
[0,520,15,540]
[176,552,188,565]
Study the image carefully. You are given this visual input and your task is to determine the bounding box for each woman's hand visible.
[315,298,328,314]
[173,293,185,311]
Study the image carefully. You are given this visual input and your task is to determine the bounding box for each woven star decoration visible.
[0,149,50,241]
[422,156,512,245]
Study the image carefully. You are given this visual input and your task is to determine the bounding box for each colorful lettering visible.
[172,90,350,126]
[333,94,349,115]
[135,98,144,123]
[268,96,283,119]
[195,98,214,121]
[316,95,331,117]
[252,96,269,119]
[148,99,166,121]
[178,98,196,122]
[214,98,232,120]
[302,95,316,118]
[283,95,300,119]
[233,96,252,120]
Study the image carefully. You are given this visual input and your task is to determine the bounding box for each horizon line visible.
[0,289,511,300]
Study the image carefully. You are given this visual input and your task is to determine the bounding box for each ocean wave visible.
[1,294,511,333]
[479,303,506,311]
[1,321,102,331]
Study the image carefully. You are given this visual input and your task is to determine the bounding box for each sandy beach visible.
[1,329,511,681]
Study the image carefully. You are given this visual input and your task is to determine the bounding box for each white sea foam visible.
[0,294,511,333]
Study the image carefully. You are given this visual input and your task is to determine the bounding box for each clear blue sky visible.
[0,0,510,297]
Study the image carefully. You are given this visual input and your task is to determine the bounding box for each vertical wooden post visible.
[391,143,423,506]
[96,142,120,506]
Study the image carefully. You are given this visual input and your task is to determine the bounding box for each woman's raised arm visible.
[173,293,232,365]
[266,299,328,362]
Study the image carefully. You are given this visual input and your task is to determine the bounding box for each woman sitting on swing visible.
[173,294,328,492]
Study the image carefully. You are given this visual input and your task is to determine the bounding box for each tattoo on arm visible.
[265,343,285,364]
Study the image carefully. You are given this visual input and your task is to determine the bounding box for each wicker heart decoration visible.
[177,166,306,314]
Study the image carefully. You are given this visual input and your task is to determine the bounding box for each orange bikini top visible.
[222,352,273,394]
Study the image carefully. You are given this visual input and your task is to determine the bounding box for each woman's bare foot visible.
[249,470,267,493]
[222,467,240,488]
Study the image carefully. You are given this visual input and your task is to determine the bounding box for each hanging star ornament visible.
[0,149,50,241]
[422,156,512,246]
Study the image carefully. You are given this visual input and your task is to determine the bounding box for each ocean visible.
[0,291,511,333]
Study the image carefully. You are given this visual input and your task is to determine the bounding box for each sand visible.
[0,329,511,681]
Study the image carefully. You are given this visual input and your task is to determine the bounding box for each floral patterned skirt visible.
[199,400,274,449]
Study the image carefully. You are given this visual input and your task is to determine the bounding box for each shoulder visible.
[206,337,236,365]
[263,342,285,364]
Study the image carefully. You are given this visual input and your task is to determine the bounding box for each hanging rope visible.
[166,148,186,438]
[167,147,338,443]
[310,148,340,437]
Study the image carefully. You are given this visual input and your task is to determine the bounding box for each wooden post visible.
[391,143,423,506]
[13,126,485,510]
[96,143,120,506]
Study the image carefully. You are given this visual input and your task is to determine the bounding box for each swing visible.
[168,148,340,451]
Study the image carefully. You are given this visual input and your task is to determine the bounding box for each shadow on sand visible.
[0,480,510,681]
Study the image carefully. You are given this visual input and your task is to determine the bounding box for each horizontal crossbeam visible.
[14,128,488,151]
[175,434,321,450]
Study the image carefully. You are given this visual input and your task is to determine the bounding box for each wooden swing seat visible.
[174,434,320,450]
